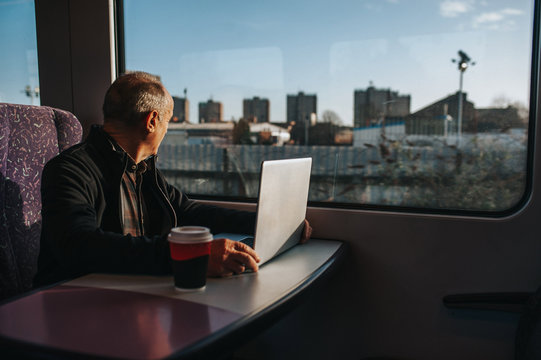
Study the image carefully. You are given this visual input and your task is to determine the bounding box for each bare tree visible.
[491,94,529,122]
[232,118,253,144]
[321,110,342,125]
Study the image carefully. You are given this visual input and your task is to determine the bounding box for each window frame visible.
[116,0,540,218]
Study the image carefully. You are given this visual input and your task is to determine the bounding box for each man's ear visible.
[145,110,160,133]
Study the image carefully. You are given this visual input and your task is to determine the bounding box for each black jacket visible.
[34,126,255,286]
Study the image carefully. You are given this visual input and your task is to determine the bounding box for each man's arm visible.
[159,170,257,235]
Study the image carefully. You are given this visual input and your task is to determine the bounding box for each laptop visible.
[214,157,312,265]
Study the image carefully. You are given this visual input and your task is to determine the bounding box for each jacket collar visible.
[86,125,157,171]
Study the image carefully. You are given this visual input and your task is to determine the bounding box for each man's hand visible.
[207,238,260,277]
[300,219,312,244]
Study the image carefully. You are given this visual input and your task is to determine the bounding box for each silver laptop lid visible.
[254,157,312,264]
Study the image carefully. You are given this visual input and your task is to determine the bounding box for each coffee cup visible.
[168,226,213,291]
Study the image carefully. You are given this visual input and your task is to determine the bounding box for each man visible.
[35,72,311,286]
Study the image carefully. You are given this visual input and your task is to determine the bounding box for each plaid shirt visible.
[120,157,149,236]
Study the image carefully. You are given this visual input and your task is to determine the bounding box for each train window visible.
[123,0,534,214]
[0,0,40,106]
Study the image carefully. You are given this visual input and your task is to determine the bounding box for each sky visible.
[0,0,534,126]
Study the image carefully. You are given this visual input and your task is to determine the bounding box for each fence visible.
[158,131,527,210]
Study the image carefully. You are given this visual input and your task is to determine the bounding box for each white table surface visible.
[66,239,342,315]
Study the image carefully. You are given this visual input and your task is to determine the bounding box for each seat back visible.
[0,103,82,300]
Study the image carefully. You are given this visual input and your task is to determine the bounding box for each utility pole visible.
[380,99,397,139]
[23,85,40,105]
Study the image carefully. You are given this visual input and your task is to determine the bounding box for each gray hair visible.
[103,71,172,126]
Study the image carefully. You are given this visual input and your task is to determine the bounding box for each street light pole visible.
[452,50,475,147]
[457,69,464,145]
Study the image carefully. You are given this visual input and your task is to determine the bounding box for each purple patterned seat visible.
[0,103,82,301]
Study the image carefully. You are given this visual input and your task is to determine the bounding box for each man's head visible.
[102,72,174,159]
[103,71,173,126]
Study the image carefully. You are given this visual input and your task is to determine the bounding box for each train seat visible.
[0,103,82,301]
